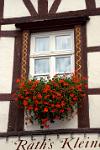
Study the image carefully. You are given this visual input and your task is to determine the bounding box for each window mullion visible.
[30,36,35,56]
[50,34,55,53]
[71,54,75,73]
[50,56,55,78]
[29,58,35,79]
[50,34,56,78]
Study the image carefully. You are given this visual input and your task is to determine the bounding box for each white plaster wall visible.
[89,95,100,128]
[87,16,100,47]
[0,134,100,150]
[95,0,100,8]
[0,37,14,93]
[1,25,17,31]
[0,101,9,132]
[30,0,38,13]
[4,0,30,18]
[88,52,100,88]
[48,0,54,12]
[57,0,86,12]
[24,113,78,131]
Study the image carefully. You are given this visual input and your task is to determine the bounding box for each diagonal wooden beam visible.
[49,0,61,14]
[38,0,48,15]
[85,0,96,10]
[23,0,38,16]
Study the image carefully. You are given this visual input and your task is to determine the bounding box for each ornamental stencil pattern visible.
[21,31,30,80]
[75,26,82,79]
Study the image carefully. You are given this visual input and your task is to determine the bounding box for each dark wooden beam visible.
[2,8,100,25]
[8,32,24,132]
[8,100,24,132]
[0,31,20,37]
[8,101,18,131]
[38,0,48,15]
[0,0,4,18]
[15,16,89,31]
[85,0,96,10]
[23,0,38,16]
[0,9,97,25]
[11,32,22,92]
[88,88,100,95]
[78,25,90,128]
[1,128,100,137]
[87,46,100,52]
[0,94,12,101]
[49,0,61,14]
[0,0,4,30]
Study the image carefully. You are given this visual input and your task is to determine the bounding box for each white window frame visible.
[29,30,75,79]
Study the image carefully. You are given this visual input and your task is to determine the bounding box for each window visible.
[29,30,74,79]
[7,16,89,133]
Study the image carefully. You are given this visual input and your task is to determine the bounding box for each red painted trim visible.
[49,0,61,14]
[23,0,38,16]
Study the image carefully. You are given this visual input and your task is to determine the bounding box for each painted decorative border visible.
[74,25,90,128]
[21,31,30,81]
[74,26,82,79]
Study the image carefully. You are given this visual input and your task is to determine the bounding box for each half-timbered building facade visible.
[0,0,100,149]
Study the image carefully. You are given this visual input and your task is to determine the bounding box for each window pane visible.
[56,35,72,50]
[56,56,71,73]
[35,37,49,52]
[35,58,49,74]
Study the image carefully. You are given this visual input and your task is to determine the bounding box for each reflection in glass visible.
[35,58,49,74]
[56,35,72,50]
[35,37,49,52]
[56,56,71,73]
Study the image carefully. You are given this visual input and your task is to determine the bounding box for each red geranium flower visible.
[23,100,28,106]
[16,79,20,83]
[44,107,48,112]
[14,73,87,128]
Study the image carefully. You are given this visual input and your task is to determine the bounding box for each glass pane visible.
[56,35,72,50]
[35,58,49,74]
[35,37,49,52]
[56,56,71,73]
